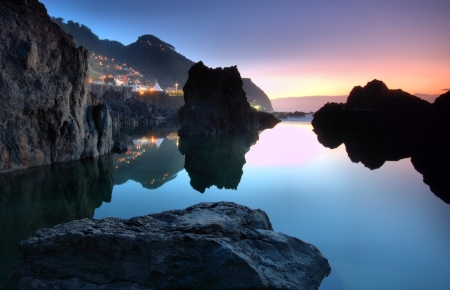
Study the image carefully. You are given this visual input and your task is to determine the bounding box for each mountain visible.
[414,93,439,103]
[51,18,194,88]
[272,93,439,113]
[271,96,348,112]
[242,78,274,111]
[51,18,274,110]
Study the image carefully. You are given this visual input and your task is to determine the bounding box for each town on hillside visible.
[88,53,183,96]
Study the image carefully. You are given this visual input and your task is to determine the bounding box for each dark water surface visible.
[1,118,450,289]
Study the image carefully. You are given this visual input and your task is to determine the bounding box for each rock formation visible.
[179,132,259,193]
[100,89,179,128]
[178,61,280,137]
[9,201,330,289]
[0,0,112,172]
[312,80,450,203]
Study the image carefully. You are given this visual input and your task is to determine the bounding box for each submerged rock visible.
[178,61,280,137]
[0,0,112,172]
[9,202,330,289]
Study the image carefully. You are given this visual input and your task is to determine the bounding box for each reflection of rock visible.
[0,154,113,289]
[178,61,280,137]
[312,81,450,203]
[179,132,259,193]
[113,132,184,189]
[10,202,331,289]
[0,0,112,172]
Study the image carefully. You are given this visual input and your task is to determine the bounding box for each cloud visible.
[443,88,450,91]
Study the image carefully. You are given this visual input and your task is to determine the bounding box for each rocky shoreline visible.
[9,202,331,289]
[0,0,113,172]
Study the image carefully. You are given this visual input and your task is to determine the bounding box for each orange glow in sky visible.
[242,57,450,99]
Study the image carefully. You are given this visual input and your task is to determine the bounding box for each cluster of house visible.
[90,53,181,95]
[91,77,174,93]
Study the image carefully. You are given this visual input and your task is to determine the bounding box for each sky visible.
[40,0,450,99]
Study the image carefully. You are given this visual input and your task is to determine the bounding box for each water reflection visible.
[178,131,259,193]
[113,131,184,189]
[0,154,113,289]
[313,109,450,203]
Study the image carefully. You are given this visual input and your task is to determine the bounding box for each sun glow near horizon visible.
[242,58,450,99]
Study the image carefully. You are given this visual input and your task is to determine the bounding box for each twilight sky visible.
[40,0,450,99]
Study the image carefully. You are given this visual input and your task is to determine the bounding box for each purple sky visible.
[40,0,450,98]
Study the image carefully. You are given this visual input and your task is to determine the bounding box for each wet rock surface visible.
[9,202,330,289]
[178,61,280,137]
[0,0,113,172]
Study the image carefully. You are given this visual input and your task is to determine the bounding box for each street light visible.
[175,82,178,94]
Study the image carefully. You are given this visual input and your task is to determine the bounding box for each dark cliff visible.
[53,17,195,88]
[178,61,280,137]
[0,0,112,172]
[242,78,274,111]
[312,80,450,203]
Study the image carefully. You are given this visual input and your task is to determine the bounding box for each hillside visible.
[51,18,275,111]
[242,78,274,111]
[51,18,194,88]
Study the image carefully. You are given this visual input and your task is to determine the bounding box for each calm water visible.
[1,117,450,289]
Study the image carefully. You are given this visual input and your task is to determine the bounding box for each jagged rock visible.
[178,61,280,137]
[312,81,450,202]
[9,202,331,289]
[0,0,112,172]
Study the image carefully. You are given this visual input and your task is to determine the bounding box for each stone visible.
[9,202,331,289]
[0,0,112,172]
[178,61,280,137]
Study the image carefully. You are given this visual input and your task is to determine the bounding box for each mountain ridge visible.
[51,17,274,110]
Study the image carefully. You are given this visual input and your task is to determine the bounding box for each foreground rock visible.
[0,0,112,172]
[178,61,280,137]
[312,80,450,202]
[9,202,331,289]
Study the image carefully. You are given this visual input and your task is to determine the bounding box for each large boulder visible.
[178,61,280,137]
[0,0,112,172]
[9,202,331,289]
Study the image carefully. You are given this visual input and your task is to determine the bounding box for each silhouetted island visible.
[312,80,450,203]
[178,61,280,137]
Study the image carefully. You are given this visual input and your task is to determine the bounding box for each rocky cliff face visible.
[178,61,280,137]
[242,78,274,111]
[0,0,112,172]
[9,202,331,289]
